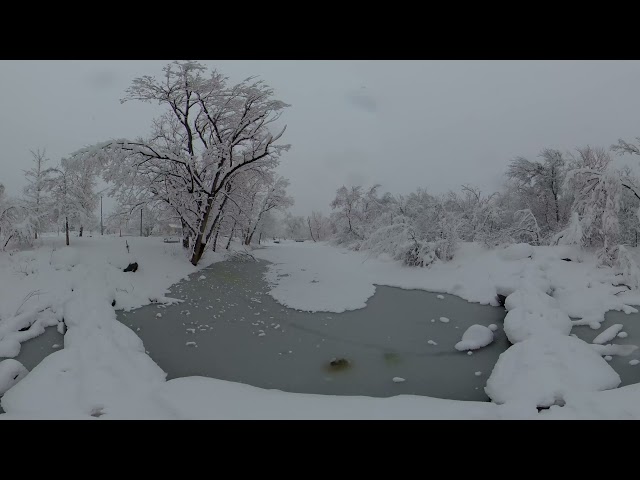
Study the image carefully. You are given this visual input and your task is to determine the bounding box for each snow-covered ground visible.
[3,237,640,418]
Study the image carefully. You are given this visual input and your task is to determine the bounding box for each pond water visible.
[117,259,509,401]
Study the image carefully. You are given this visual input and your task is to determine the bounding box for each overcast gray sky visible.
[2,60,640,216]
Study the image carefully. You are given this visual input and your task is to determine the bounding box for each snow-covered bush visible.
[617,245,640,290]
[0,185,35,250]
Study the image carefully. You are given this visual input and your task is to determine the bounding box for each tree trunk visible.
[79,225,83,237]
[258,232,262,244]
[180,219,190,249]
[308,217,316,242]
[191,189,231,266]
[226,220,236,250]
[65,217,69,246]
[35,230,38,240]
[212,222,221,252]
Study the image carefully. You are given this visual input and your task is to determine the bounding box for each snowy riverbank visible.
[3,237,640,418]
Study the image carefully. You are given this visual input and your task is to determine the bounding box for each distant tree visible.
[506,148,569,235]
[283,212,306,239]
[308,210,333,241]
[49,157,98,245]
[22,148,52,239]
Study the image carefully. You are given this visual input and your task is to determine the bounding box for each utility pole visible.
[140,208,143,237]
[100,196,103,235]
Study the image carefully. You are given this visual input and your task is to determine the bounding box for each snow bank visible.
[454,325,494,351]
[3,238,640,419]
[497,243,534,261]
[0,359,28,395]
[485,335,621,407]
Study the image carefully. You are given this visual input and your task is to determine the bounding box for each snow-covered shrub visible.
[617,245,640,290]
[509,209,541,245]
[361,216,453,267]
[550,212,583,247]
[0,186,35,250]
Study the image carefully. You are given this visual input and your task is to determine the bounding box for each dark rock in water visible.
[111,299,116,307]
[496,294,507,307]
[561,258,572,262]
[328,358,351,371]
[123,262,138,273]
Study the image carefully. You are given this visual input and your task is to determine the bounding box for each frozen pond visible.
[117,259,509,401]
[6,258,640,412]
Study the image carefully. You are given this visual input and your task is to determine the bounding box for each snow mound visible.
[488,324,498,331]
[50,247,81,268]
[498,243,533,261]
[0,359,28,395]
[618,332,628,339]
[503,307,572,344]
[504,288,558,312]
[486,335,621,407]
[593,324,624,345]
[630,360,640,366]
[439,317,450,323]
[455,324,494,351]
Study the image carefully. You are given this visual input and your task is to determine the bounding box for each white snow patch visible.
[486,335,620,408]
[497,243,533,261]
[593,324,625,345]
[0,359,28,395]
[455,324,494,351]
[503,306,572,344]
[591,344,638,357]
[392,377,406,383]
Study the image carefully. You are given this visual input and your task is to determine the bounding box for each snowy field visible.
[3,237,640,418]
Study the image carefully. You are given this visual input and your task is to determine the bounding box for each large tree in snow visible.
[71,61,290,266]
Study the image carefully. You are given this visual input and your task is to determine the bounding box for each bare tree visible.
[71,61,290,266]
